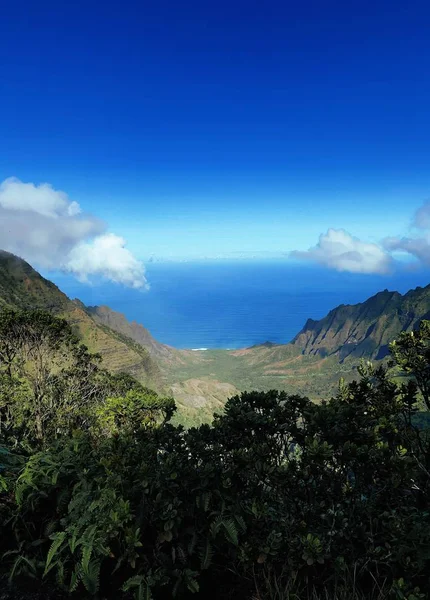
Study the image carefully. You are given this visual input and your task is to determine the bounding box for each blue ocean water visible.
[49,261,430,350]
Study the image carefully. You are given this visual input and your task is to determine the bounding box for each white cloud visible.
[0,177,148,288]
[67,233,148,289]
[0,177,81,218]
[292,228,392,274]
[383,235,430,266]
[294,199,430,274]
[381,200,430,267]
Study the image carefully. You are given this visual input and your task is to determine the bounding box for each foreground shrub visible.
[1,313,430,598]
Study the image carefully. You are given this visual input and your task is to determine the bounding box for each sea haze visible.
[49,261,430,350]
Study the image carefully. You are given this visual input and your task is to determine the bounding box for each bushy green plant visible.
[1,313,430,599]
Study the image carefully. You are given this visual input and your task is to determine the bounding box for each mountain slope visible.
[0,250,69,311]
[0,251,162,389]
[292,286,430,360]
[85,304,177,360]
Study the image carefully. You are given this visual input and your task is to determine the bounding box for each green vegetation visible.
[3,250,430,423]
[1,308,430,599]
[162,285,430,421]
[165,346,356,424]
[390,321,430,410]
[0,251,162,390]
[0,308,174,450]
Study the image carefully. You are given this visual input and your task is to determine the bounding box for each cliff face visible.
[0,251,163,389]
[292,286,430,360]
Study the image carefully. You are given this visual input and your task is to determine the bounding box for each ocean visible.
[50,261,430,350]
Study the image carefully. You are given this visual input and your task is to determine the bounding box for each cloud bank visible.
[294,200,430,275]
[292,228,393,274]
[0,177,148,289]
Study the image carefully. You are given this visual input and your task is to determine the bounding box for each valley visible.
[1,249,429,424]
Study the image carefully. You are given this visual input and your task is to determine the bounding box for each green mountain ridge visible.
[0,250,162,390]
[292,285,430,360]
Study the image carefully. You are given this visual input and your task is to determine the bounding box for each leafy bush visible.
[1,310,430,599]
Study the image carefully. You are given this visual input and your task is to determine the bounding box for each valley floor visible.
[163,345,357,425]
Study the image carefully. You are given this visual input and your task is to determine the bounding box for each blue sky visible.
[1,0,430,278]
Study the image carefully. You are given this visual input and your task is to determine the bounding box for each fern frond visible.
[69,568,80,593]
[138,583,153,600]
[55,560,65,587]
[223,519,238,545]
[83,524,98,543]
[81,543,92,572]
[80,558,100,595]
[198,540,213,570]
[9,555,37,582]
[186,575,199,594]
[122,575,153,600]
[69,530,79,554]
[122,575,145,590]
[44,531,66,575]
[209,515,223,538]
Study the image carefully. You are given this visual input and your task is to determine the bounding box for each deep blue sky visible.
[2,0,430,258]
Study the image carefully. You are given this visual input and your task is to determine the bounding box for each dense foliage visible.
[1,309,430,599]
